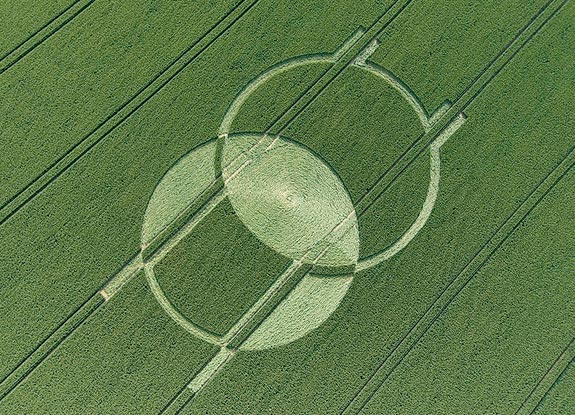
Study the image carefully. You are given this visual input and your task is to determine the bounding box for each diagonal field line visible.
[0,0,95,75]
[265,0,415,136]
[353,0,569,216]
[158,180,359,415]
[515,337,575,415]
[341,147,575,414]
[0,0,261,227]
[0,0,416,400]
[341,1,571,412]
[0,0,568,410]
[0,291,103,401]
[156,266,314,415]
[158,380,200,415]
[0,0,262,400]
[339,8,573,413]
[338,0,569,272]
[0,0,412,232]
[251,0,570,409]
[215,0,421,348]
[0,0,414,228]
[157,376,196,415]
[157,1,426,411]
[0,134,281,402]
[0,132,276,402]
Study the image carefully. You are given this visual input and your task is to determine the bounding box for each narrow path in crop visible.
[262,0,417,137]
[515,337,575,415]
[342,149,575,415]
[0,0,420,400]
[158,175,360,415]
[0,0,265,397]
[352,0,569,218]
[164,1,564,412]
[0,0,262,227]
[157,1,436,411]
[339,5,572,412]
[0,0,418,228]
[0,0,95,75]
[1,0,567,410]
[0,131,280,401]
[0,292,103,400]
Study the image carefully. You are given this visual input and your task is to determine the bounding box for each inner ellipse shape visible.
[223,134,359,267]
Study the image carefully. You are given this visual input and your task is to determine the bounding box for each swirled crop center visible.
[222,134,359,268]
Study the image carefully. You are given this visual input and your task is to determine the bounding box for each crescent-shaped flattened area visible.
[141,140,217,247]
[240,274,353,351]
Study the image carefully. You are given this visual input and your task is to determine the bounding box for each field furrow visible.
[0,0,81,68]
[0,276,217,414]
[0,0,398,406]
[516,338,575,415]
[183,2,574,413]
[359,167,575,415]
[0,293,103,400]
[533,353,575,414]
[344,4,575,412]
[349,158,575,414]
[0,0,244,209]
[0,0,411,226]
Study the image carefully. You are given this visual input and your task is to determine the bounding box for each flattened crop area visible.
[0,0,573,414]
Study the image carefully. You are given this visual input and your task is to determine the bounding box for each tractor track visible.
[160,0,570,413]
[0,0,262,226]
[341,140,575,414]
[0,0,95,75]
[515,337,575,415]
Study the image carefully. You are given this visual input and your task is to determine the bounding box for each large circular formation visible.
[140,40,452,349]
[141,133,359,348]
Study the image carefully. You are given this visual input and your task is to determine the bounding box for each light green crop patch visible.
[241,275,353,350]
[142,141,217,248]
[7,19,465,409]
[4,1,573,413]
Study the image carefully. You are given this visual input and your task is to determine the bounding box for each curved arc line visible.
[0,0,264,227]
[357,61,432,131]
[144,264,224,346]
[355,113,466,272]
[216,47,447,273]
[218,26,366,137]
[355,147,441,272]
[218,53,336,135]
[156,30,462,342]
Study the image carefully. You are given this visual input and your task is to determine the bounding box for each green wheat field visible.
[1,0,574,414]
